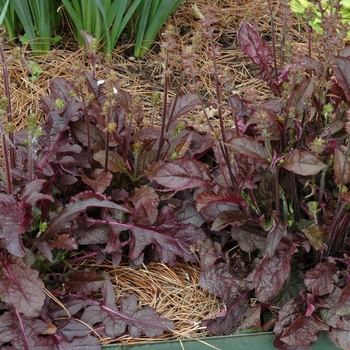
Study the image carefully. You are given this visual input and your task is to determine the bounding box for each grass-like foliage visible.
[2,0,350,349]
[0,0,61,55]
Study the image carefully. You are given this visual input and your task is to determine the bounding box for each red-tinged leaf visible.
[255,243,297,302]
[225,136,269,161]
[166,92,201,125]
[82,294,174,338]
[0,194,28,257]
[279,314,329,346]
[302,224,329,251]
[334,148,350,185]
[45,77,78,105]
[131,186,159,205]
[131,186,159,226]
[266,219,288,258]
[231,226,267,252]
[202,294,249,335]
[298,56,324,76]
[212,210,250,231]
[133,200,158,226]
[148,158,212,190]
[49,234,78,250]
[172,201,205,227]
[32,238,53,262]
[93,150,128,173]
[0,311,49,349]
[70,120,105,152]
[333,56,350,102]
[336,282,350,316]
[74,223,110,245]
[330,328,350,350]
[173,132,193,158]
[65,270,105,295]
[281,149,327,176]
[44,198,129,239]
[81,169,113,193]
[290,77,315,115]
[237,22,278,94]
[196,190,246,212]
[304,262,338,296]
[101,279,117,309]
[109,206,206,265]
[340,191,350,203]
[199,262,253,307]
[0,257,45,317]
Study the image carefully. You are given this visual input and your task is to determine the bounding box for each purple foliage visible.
[2,5,350,349]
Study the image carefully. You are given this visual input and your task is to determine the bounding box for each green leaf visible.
[0,0,10,25]
[134,0,184,57]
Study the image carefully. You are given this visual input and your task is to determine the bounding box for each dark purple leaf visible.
[281,149,327,176]
[82,294,174,338]
[266,219,287,257]
[254,242,297,302]
[290,77,315,115]
[225,136,269,161]
[279,314,329,346]
[148,158,212,190]
[333,56,350,102]
[80,169,113,193]
[298,56,324,76]
[334,148,350,186]
[0,257,45,317]
[172,200,205,227]
[231,226,266,252]
[202,294,249,335]
[108,206,206,265]
[211,210,250,231]
[304,262,338,296]
[0,311,48,349]
[237,21,278,94]
[271,261,305,307]
[274,296,306,347]
[330,328,350,349]
[101,279,117,309]
[64,270,105,295]
[74,223,110,245]
[166,92,201,125]
[44,198,129,239]
[93,150,128,173]
[195,190,246,212]
[336,282,350,316]
[0,194,29,257]
[199,262,253,306]
[70,120,105,152]
[131,186,159,226]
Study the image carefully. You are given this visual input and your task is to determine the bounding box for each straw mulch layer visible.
[81,258,223,345]
[0,0,309,345]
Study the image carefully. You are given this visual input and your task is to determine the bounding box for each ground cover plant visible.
[2,0,350,349]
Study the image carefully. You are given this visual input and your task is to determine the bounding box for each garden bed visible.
[1,0,350,349]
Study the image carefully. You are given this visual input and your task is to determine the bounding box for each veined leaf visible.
[149,158,212,190]
[281,149,327,176]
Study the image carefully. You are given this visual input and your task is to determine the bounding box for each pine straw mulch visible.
[0,0,310,345]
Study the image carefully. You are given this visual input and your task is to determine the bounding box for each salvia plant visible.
[2,0,350,349]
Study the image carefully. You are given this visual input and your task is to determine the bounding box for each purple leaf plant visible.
[1,1,350,349]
